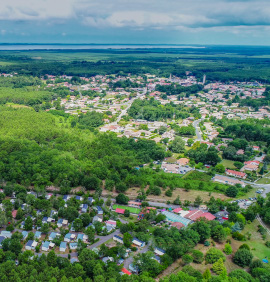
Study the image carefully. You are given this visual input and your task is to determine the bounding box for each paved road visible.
[123,242,150,269]
[89,229,121,250]
[193,119,202,141]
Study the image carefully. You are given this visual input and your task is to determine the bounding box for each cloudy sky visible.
[0,0,270,45]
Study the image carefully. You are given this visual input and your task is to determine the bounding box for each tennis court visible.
[113,204,141,214]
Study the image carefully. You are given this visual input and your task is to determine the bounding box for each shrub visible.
[212,258,226,275]
[233,249,253,267]
[192,250,204,264]
[232,232,246,241]
[229,269,254,282]
[239,243,250,250]
[205,248,226,264]
[265,241,270,248]
[223,243,232,255]
[182,254,193,265]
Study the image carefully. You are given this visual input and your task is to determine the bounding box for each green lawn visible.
[221,159,236,169]
[240,220,270,260]
[113,204,141,214]
[256,177,270,184]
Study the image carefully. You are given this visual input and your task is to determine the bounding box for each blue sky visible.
[0,0,270,45]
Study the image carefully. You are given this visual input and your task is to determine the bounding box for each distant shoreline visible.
[0,44,206,51]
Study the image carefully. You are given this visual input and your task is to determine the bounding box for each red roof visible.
[122,268,131,275]
[12,210,17,218]
[171,222,185,229]
[173,208,182,213]
[201,212,216,221]
[115,208,125,214]
[226,169,246,177]
[146,207,156,210]
[244,160,260,165]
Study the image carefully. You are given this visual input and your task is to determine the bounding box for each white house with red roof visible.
[226,169,247,179]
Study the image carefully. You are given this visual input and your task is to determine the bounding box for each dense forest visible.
[1,46,270,82]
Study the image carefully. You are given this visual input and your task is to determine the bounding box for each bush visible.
[192,250,204,264]
[165,189,172,197]
[205,248,226,264]
[212,258,226,275]
[182,254,193,265]
[229,269,254,282]
[223,243,232,255]
[239,243,250,250]
[233,249,253,267]
[265,241,270,248]
[232,232,246,241]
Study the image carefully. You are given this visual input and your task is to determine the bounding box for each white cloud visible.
[0,0,270,31]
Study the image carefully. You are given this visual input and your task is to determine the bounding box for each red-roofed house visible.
[253,146,260,151]
[244,160,260,166]
[115,208,125,214]
[226,169,247,179]
[171,222,185,229]
[122,268,131,276]
[12,210,17,218]
[128,201,142,208]
[184,210,215,221]
[173,208,183,214]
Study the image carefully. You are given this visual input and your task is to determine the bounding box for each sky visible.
[0,0,270,45]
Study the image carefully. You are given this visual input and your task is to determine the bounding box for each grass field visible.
[221,159,236,169]
[256,177,270,184]
[113,204,141,214]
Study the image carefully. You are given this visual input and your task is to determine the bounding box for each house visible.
[45,194,53,200]
[41,241,50,252]
[128,201,142,208]
[87,197,95,205]
[49,232,60,241]
[34,231,41,239]
[64,233,76,242]
[115,208,125,214]
[154,247,165,256]
[57,219,68,228]
[25,240,38,251]
[20,221,25,229]
[212,175,246,187]
[70,242,78,250]
[226,169,247,179]
[102,257,114,264]
[177,158,189,166]
[129,264,139,273]
[153,255,161,263]
[80,204,88,213]
[132,238,145,248]
[105,225,114,233]
[241,164,258,172]
[93,216,102,223]
[0,236,5,248]
[253,146,260,151]
[113,235,124,244]
[42,217,48,224]
[22,231,28,240]
[121,268,131,276]
[106,220,117,228]
[236,149,244,155]
[95,206,103,215]
[70,258,79,264]
[75,196,83,201]
[25,240,34,251]
[0,231,12,238]
[173,208,183,214]
[184,210,215,221]
[77,233,88,242]
[171,222,185,229]
[60,242,67,252]
[63,195,70,202]
[12,210,18,219]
